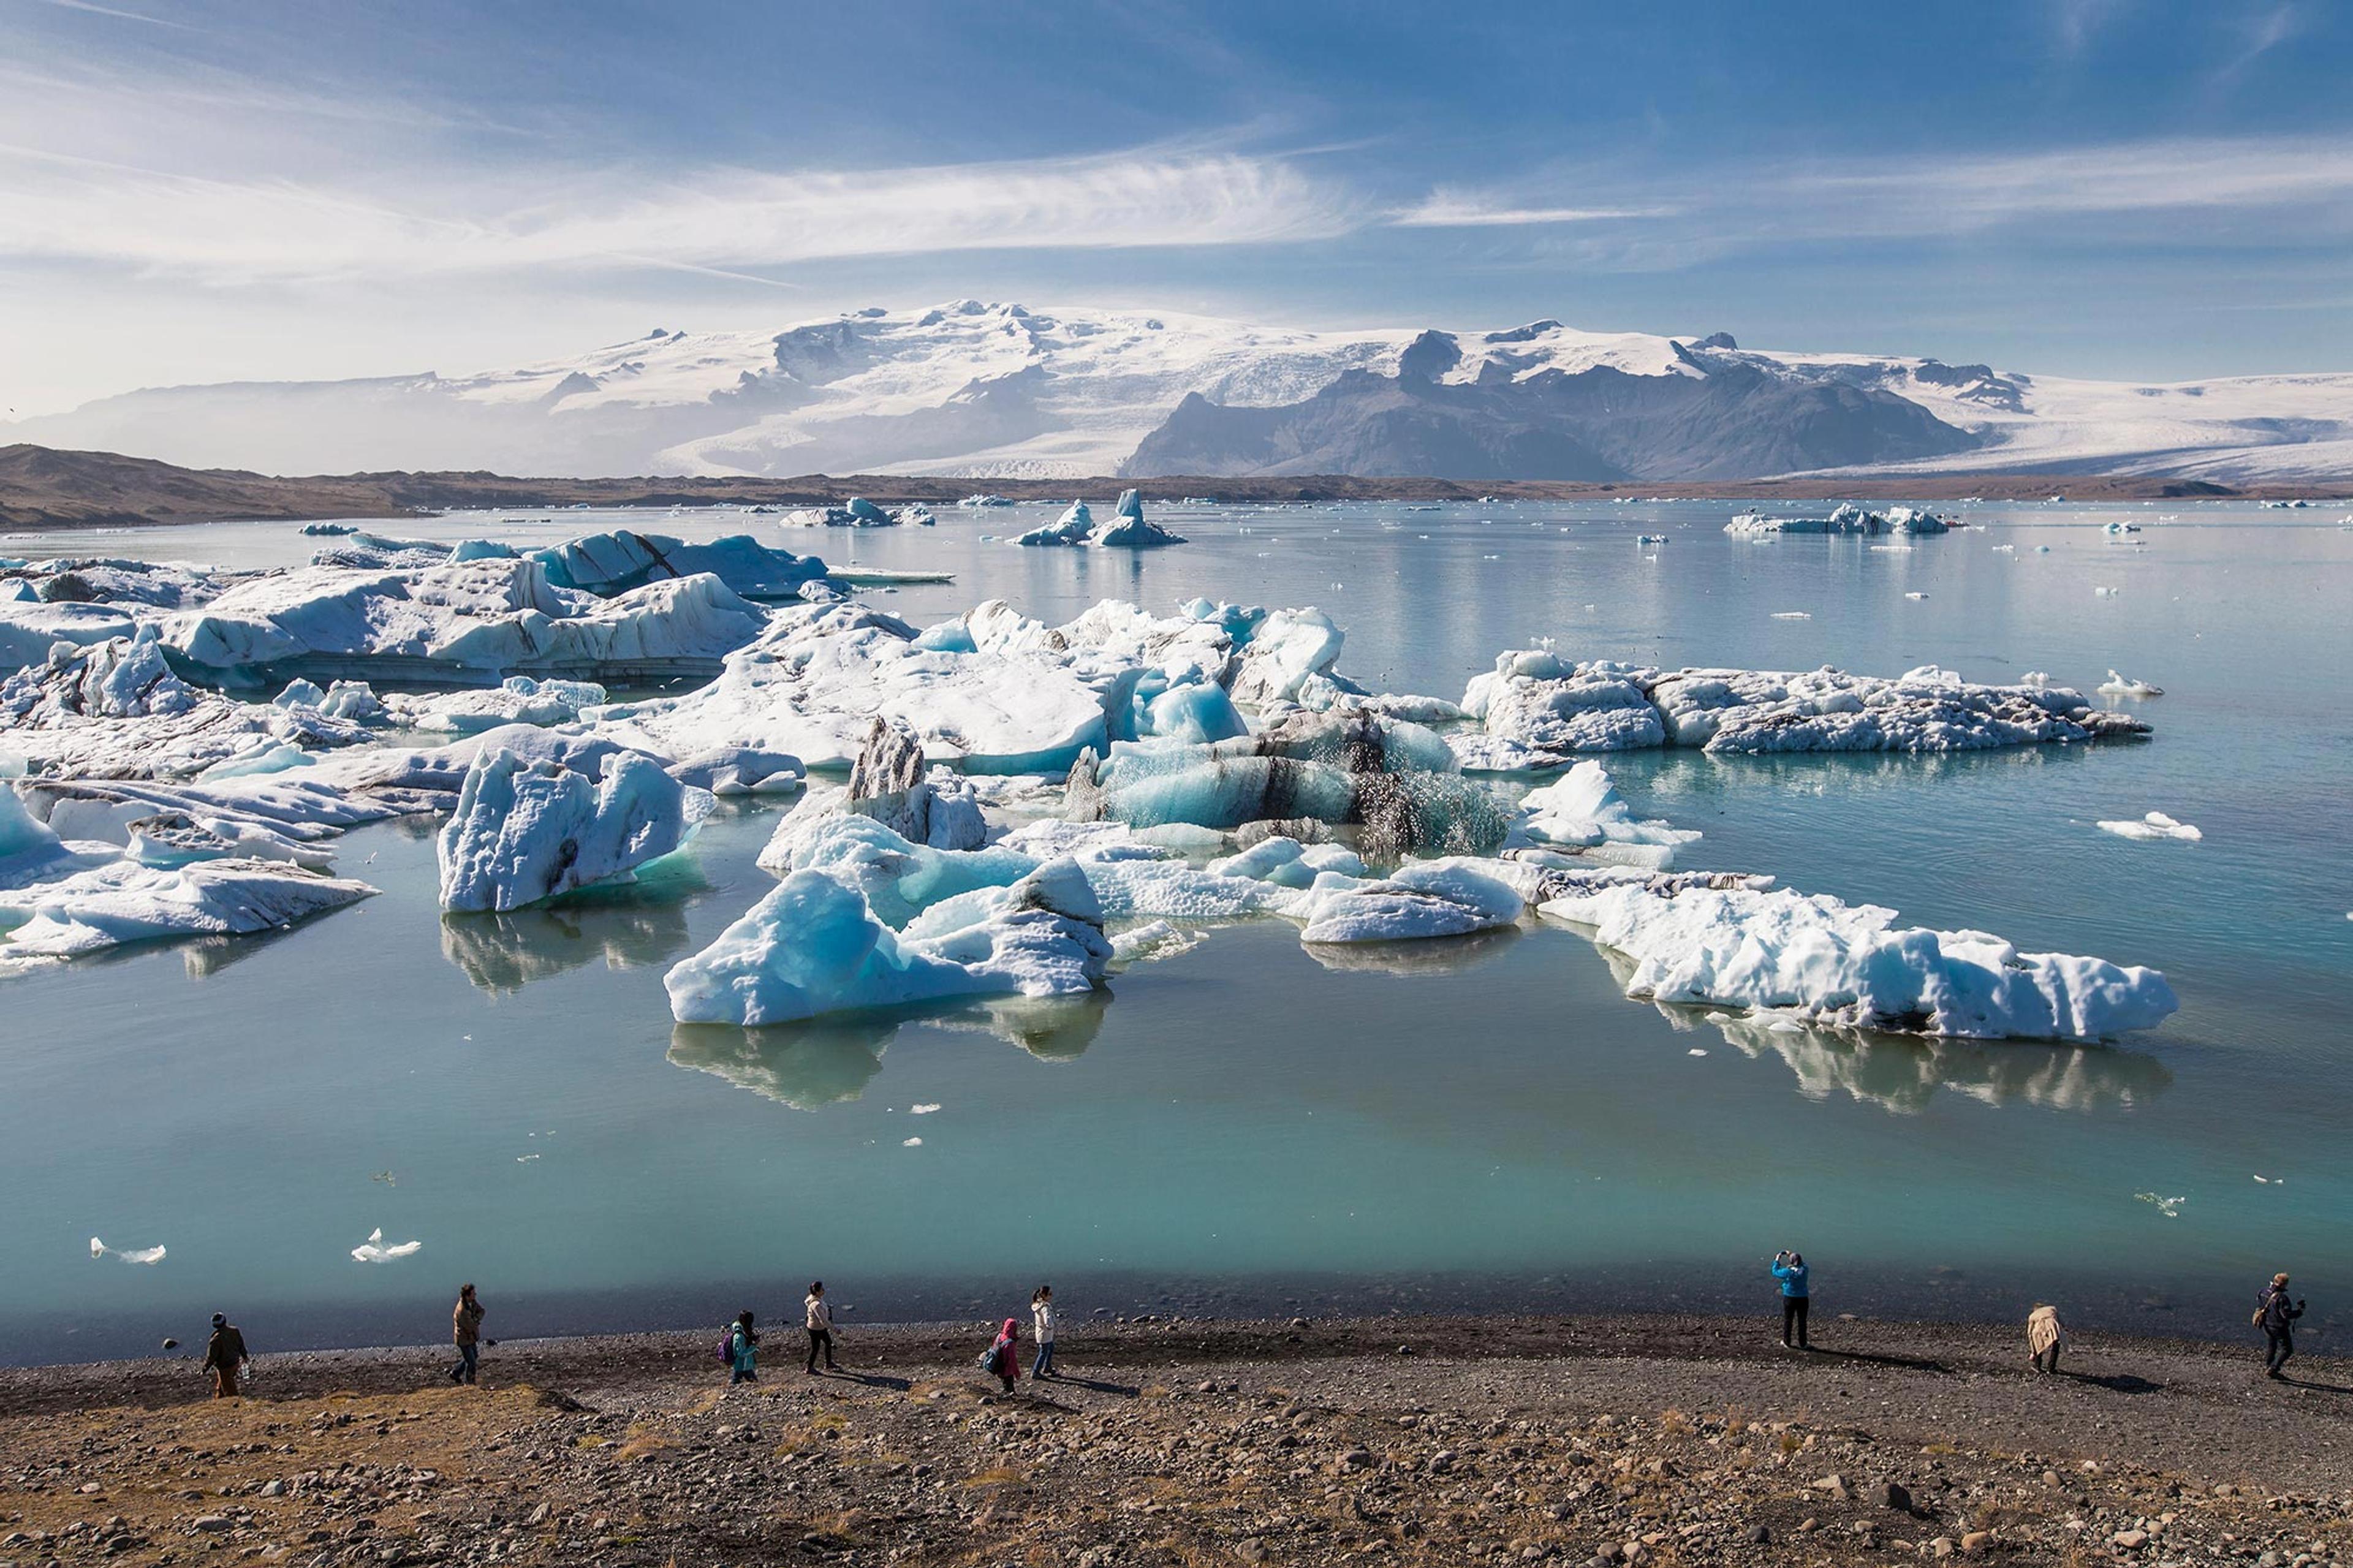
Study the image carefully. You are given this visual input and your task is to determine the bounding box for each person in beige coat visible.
[2026,1303,2065,1374]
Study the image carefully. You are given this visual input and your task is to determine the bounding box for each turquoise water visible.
[3,499,2349,1364]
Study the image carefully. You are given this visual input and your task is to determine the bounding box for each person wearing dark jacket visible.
[202,1313,249,1398]
[449,1284,485,1385]
[2258,1273,2305,1379]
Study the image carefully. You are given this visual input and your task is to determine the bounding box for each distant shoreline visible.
[4,442,2347,532]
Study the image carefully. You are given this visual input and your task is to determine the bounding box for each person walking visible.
[1030,1286,1057,1380]
[982,1317,1021,1394]
[2256,1273,2305,1379]
[202,1312,249,1398]
[2026,1303,2066,1374]
[448,1284,485,1385]
[727,1310,760,1385]
[804,1281,838,1375]
[1771,1250,1811,1349]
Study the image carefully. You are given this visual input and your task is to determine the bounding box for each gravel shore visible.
[4,1312,2348,1567]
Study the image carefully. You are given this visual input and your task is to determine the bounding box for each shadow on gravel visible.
[2278,1377,2353,1396]
[2062,1372,2163,1395]
[1804,1348,1952,1374]
[816,1369,912,1390]
[1036,1374,1140,1397]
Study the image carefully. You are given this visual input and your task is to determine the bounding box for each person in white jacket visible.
[1030,1285,1057,1379]
[804,1281,838,1374]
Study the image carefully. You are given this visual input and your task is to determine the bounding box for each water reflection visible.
[439,858,708,993]
[1302,925,1523,977]
[1664,1005,2171,1114]
[668,991,1112,1107]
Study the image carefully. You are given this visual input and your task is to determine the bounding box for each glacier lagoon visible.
[2,498,2348,1364]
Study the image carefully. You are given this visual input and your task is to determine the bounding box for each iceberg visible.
[585,602,1115,773]
[0,856,377,963]
[1726,504,1951,537]
[350,1227,422,1263]
[1538,878,2178,1042]
[437,747,713,912]
[1509,760,1701,869]
[390,676,609,734]
[1457,650,2150,767]
[1227,607,1351,707]
[162,559,771,683]
[1293,860,1526,945]
[2097,670,2164,698]
[2097,811,2202,843]
[0,600,141,673]
[527,531,832,600]
[662,861,1112,1027]
[1091,490,1186,548]
[1015,502,1096,547]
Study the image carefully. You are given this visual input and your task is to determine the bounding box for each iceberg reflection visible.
[439,858,707,993]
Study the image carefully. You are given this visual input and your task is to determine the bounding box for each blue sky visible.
[3,0,2350,413]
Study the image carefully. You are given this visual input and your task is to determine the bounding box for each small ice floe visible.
[2098,811,2202,843]
[909,1103,942,1115]
[2094,586,2120,597]
[371,1170,397,1186]
[1637,534,1667,545]
[516,1154,540,1163]
[90,1236,167,1265]
[1687,1048,1708,1056]
[2097,670,2163,698]
[1904,592,1929,600]
[2134,1192,2186,1219]
[901,1137,923,1148]
[1110,918,1205,963]
[351,1227,422,1263]
[2253,1174,2283,1184]
[1769,611,1811,620]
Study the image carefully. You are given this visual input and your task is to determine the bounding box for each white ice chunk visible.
[350,1227,422,1263]
[2096,670,2164,698]
[90,1237,167,1265]
[436,748,711,912]
[1294,860,1526,945]
[2097,811,2202,843]
[1539,879,2177,1041]
[0,857,377,963]
[1508,760,1701,869]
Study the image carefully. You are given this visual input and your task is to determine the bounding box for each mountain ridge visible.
[7,300,2353,485]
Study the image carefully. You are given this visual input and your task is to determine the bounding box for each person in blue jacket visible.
[1771,1250,1811,1349]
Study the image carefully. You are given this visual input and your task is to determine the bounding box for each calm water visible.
[4,499,2349,1366]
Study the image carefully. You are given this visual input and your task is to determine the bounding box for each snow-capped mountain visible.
[10,299,2352,482]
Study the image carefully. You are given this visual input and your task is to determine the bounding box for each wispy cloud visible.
[18,0,195,29]
[1387,192,1674,228]
[0,143,1360,283]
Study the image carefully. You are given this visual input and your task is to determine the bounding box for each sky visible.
[2,0,2351,415]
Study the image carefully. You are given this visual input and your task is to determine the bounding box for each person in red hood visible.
[984,1317,1021,1394]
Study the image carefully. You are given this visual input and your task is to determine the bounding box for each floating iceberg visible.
[1509,760,1700,869]
[1726,504,1950,537]
[1538,879,2177,1042]
[586,602,1118,773]
[2097,811,2202,843]
[0,599,141,673]
[663,861,1112,1026]
[782,498,898,528]
[1015,502,1096,547]
[351,1227,422,1263]
[1457,650,2148,768]
[390,676,609,735]
[1091,490,1186,548]
[437,747,713,912]
[527,531,832,600]
[163,559,771,683]
[2097,670,2164,698]
[0,856,377,964]
[90,1237,167,1265]
[1292,859,1525,945]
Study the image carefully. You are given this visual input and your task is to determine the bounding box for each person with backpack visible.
[805,1281,838,1375]
[1771,1250,1811,1349]
[1030,1286,1057,1380]
[449,1284,485,1385]
[726,1310,760,1384]
[202,1312,249,1398]
[2026,1303,2066,1375]
[980,1317,1021,1394]
[2256,1273,2305,1379]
